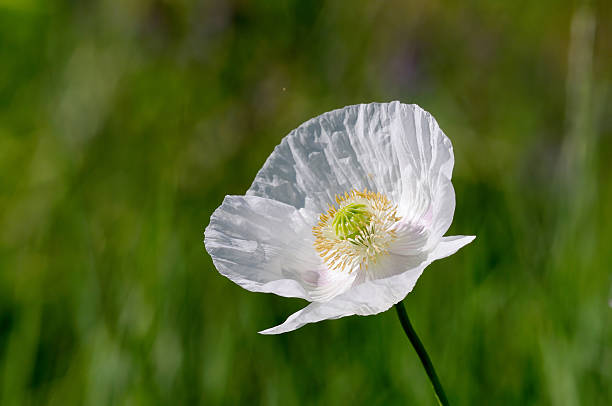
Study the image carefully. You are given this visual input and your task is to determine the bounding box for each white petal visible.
[205,195,356,300]
[426,176,456,249]
[259,235,475,334]
[389,220,430,256]
[246,102,454,216]
[259,301,355,335]
[303,267,358,302]
[429,235,476,261]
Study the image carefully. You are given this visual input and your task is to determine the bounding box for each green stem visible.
[394,300,449,406]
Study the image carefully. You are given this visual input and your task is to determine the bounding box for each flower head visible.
[204,102,474,334]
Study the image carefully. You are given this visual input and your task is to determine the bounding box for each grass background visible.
[1,0,611,404]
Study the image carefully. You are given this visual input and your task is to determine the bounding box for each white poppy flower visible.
[204,101,475,334]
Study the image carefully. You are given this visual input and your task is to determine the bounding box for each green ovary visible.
[332,203,371,240]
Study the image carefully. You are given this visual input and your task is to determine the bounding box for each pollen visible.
[312,189,400,273]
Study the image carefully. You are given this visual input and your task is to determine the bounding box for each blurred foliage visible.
[0,0,611,405]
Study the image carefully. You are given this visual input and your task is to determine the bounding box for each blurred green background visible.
[1,0,611,404]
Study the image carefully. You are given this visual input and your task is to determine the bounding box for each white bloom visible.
[204,102,475,334]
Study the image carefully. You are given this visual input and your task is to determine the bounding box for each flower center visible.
[313,189,400,273]
[332,203,371,240]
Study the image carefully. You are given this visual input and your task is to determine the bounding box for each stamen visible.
[312,189,400,273]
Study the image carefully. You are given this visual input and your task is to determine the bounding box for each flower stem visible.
[394,300,449,406]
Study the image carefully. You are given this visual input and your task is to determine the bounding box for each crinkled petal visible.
[426,176,456,249]
[247,102,454,217]
[260,235,475,334]
[205,195,357,300]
